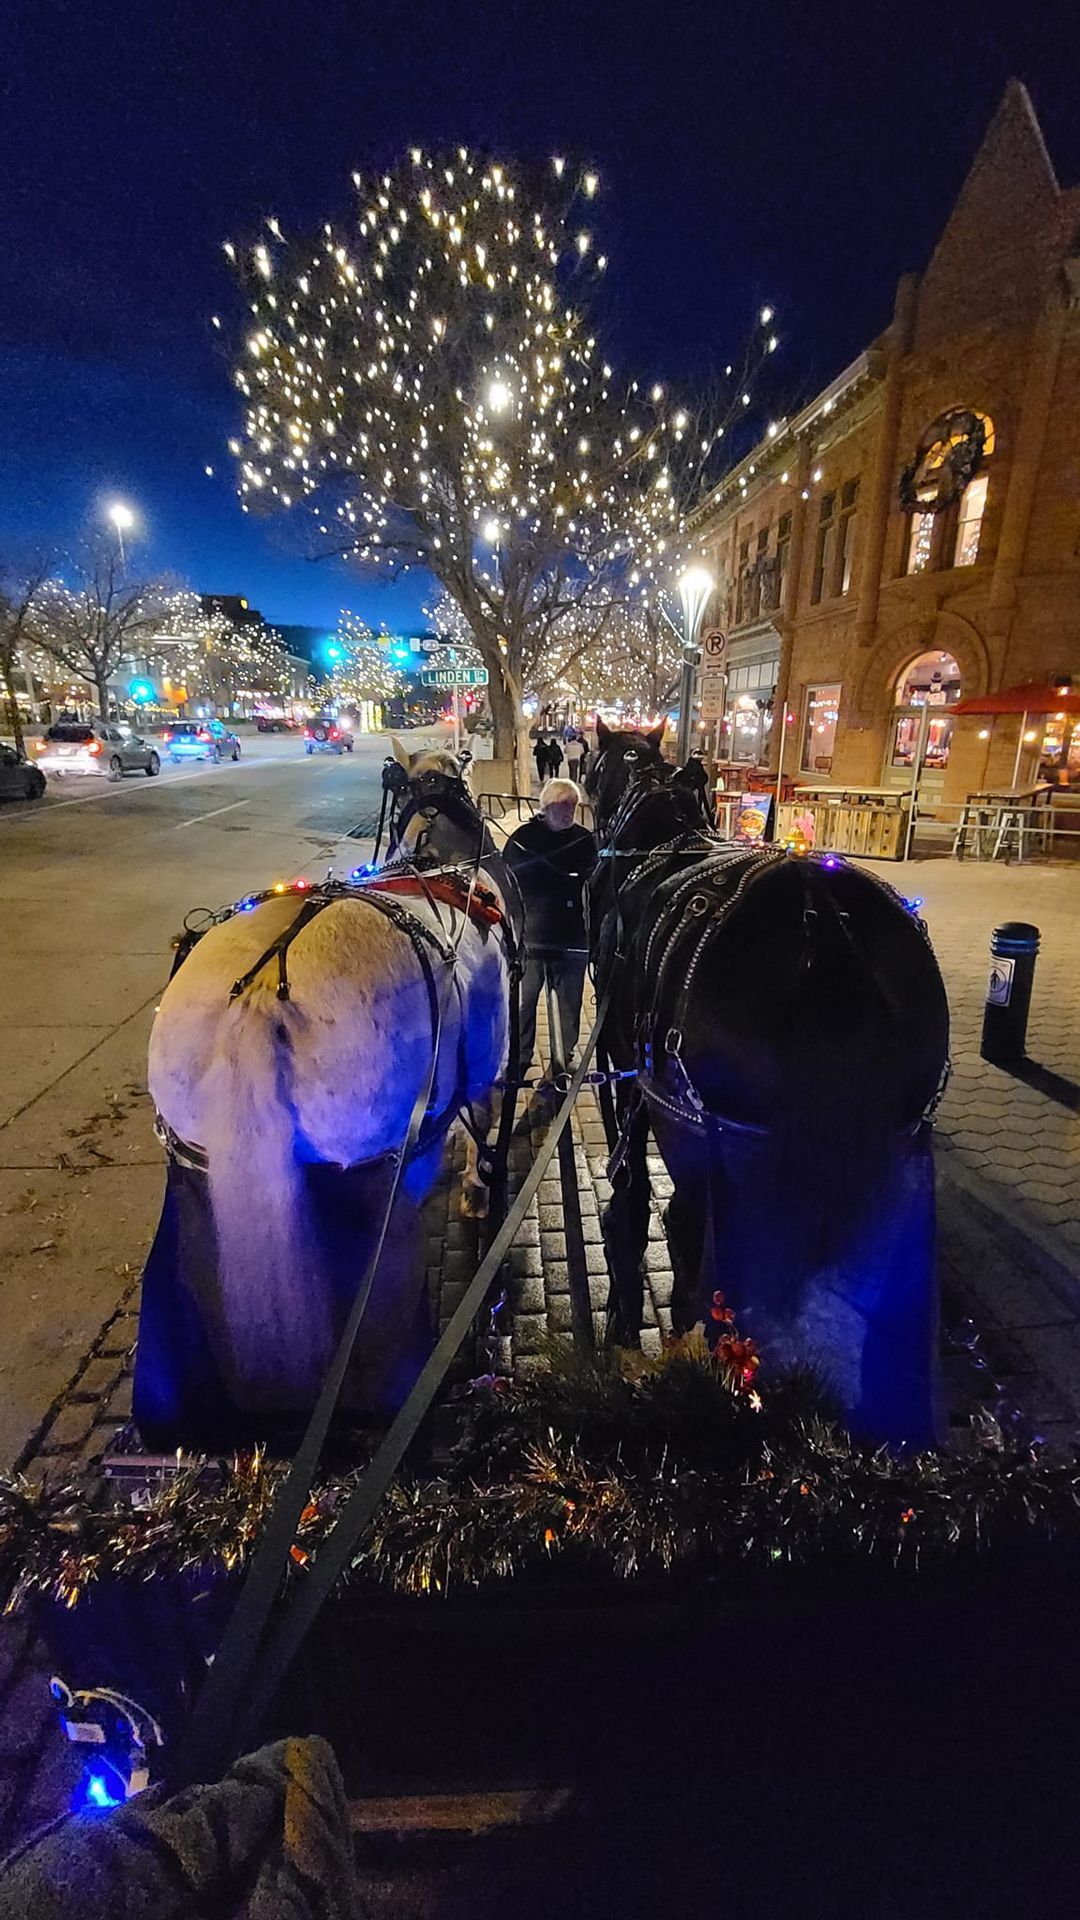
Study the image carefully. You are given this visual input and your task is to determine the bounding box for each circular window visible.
[895,651,963,708]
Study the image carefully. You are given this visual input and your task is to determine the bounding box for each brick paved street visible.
[895,859,1080,1261]
[871,856,1080,1435]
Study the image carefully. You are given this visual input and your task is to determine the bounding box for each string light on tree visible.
[328,610,406,709]
[223,149,778,788]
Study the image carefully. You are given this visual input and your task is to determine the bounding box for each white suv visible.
[35,722,161,780]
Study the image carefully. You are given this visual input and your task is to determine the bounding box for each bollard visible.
[980,922,1040,1068]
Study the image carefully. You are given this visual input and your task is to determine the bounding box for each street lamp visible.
[675,565,714,764]
[486,379,512,414]
[108,501,135,567]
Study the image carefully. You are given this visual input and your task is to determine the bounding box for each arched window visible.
[889,650,963,780]
[902,410,994,575]
[894,650,963,707]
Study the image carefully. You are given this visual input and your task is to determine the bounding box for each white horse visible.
[138,746,509,1440]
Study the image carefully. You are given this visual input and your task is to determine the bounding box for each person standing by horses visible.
[505,778,596,1097]
[564,730,586,782]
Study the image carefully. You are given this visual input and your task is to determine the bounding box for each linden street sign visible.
[420,665,490,688]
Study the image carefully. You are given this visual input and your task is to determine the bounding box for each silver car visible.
[34,721,161,780]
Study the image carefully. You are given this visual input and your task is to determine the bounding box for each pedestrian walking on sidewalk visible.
[504,778,597,1096]
[564,731,586,781]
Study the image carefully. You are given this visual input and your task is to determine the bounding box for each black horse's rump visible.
[587,724,950,1446]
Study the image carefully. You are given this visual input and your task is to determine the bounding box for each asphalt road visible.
[0,728,401,1465]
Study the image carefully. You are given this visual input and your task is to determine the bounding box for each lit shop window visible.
[953,474,988,567]
[890,650,963,774]
[801,685,841,772]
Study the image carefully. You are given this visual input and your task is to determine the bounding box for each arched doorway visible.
[883,649,963,800]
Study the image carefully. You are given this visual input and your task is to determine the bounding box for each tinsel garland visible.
[3,1339,1079,1613]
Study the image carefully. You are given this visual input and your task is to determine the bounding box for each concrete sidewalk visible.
[890,859,1080,1269]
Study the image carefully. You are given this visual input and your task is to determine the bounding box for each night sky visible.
[5,0,1080,637]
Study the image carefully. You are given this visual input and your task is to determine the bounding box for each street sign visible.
[700,629,728,673]
[421,665,489,689]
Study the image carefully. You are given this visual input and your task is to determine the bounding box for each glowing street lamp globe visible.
[674,565,715,765]
[108,502,135,532]
[482,519,501,545]
[677,566,715,648]
[486,379,512,415]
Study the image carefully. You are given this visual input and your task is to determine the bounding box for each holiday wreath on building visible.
[898,408,988,514]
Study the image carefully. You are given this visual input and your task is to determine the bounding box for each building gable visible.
[915,81,1060,348]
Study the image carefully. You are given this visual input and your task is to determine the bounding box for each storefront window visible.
[1039,713,1080,782]
[890,650,963,777]
[890,710,955,772]
[721,660,777,764]
[801,685,841,773]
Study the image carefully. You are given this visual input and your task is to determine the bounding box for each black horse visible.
[587,722,950,1447]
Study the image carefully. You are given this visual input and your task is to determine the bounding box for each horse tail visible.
[200,994,331,1414]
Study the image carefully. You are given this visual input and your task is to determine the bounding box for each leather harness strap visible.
[160,869,510,1176]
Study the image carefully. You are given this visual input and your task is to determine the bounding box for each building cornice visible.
[689,349,884,528]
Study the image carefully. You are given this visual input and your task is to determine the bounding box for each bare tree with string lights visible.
[0,560,51,753]
[34,549,173,720]
[328,611,405,711]
[222,150,777,787]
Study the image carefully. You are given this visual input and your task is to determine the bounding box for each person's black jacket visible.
[504,815,597,955]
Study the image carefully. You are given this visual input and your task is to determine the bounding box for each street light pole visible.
[675,566,715,766]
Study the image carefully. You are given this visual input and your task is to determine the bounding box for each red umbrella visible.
[954,682,1079,788]
[954,681,1080,716]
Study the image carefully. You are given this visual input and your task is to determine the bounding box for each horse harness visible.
[602,810,949,1151]
[158,863,515,1178]
[625,843,783,1137]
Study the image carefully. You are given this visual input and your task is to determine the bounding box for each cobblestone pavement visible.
[882,859,1080,1420]
[900,859,1080,1251]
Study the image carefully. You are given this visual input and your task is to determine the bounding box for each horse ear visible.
[647,719,667,747]
[390,735,413,771]
[596,718,613,747]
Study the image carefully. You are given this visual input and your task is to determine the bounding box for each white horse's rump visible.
[147,886,509,1415]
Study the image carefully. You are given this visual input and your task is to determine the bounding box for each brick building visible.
[691,82,1080,810]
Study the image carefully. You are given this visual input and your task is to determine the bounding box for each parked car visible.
[304,718,353,755]
[0,743,46,802]
[34,722,161,779]
[160,721,242,764]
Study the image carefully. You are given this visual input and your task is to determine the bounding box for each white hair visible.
[539,778,583,814]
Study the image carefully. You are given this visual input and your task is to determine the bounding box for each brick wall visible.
[695,82,1080,810]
